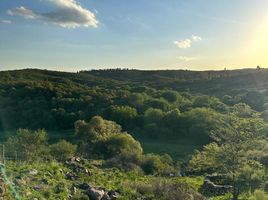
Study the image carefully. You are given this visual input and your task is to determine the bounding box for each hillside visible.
[0,68,268,199]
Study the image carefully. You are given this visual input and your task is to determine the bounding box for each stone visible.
[201,179,232,195]
[85,187,105,200]
[107,190,120,199]
[28,169,38,176]
[77,183,90,190]
[33,185,42,191]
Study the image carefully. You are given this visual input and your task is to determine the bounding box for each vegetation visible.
[0,68,268,199]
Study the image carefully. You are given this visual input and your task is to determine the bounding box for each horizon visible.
[0,66,266,73]
[0,0,267,71]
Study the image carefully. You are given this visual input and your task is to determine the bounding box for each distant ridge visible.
[1,67,268,95]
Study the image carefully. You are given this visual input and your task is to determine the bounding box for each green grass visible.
[0,130,204,161]
[4,160,204,200]
[137,137,204,161]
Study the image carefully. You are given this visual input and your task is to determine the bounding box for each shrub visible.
[50,140,77,161]
[75,116,122,142]
[128,179,205,200]
[103,133,143,162]
[141,154,174,175]
[5,129,48,162]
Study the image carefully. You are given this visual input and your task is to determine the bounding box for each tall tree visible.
[189,118,268,200]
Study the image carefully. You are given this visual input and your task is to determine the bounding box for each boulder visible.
[201,179,232,195]
[85,187,105,200]
[107,190,120,199]
[77,183,91,190]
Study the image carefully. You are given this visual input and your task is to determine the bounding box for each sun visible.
[251,14,268,67]
[240,12,268,68]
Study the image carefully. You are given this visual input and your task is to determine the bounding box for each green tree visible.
[189,118,268,200]
[108,105,137,128]
[193,96,211,108]
[75,116,122,142]
[144,108,165,124]
[103,133,143,163]
[161,90,180,103]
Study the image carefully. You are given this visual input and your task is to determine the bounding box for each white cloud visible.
[8,0,98,28]
[0,19,12,24]
[174,39,192,49]
[8,6,37,19]
[174,35,202,49]
[192,35,202,42]
[177,56,195,62]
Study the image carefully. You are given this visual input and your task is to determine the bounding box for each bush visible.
[75,116,122,142]
[128,179,205,200]
[108,105,138,129]
[141,154,174,175]
[5,129,48,162]
[103,133,143,162]
[50,140,77,161]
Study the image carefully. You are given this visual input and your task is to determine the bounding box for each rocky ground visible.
[0,157,231,200]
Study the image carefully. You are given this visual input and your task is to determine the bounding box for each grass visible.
[4,160,204,200]
[0,130,204,162]
[136,137,204,162]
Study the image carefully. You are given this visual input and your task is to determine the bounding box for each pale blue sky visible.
[0,0,267,71]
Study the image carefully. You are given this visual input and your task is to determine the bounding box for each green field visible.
[0,130,202,162]
[137,137,203,161]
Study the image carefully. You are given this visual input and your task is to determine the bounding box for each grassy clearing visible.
[136,137,204,162]
[0,130,204,162]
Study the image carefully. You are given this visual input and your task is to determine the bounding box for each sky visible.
[0,0,267,72]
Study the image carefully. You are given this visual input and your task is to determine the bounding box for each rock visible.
[33,185,42,191]
[65,171,78,180]
[201,179,232,195]
[65,157,87,173]
[85,187,105,200]
[106,190,120,200]
[28,169,38,176]
[101,193,111,200]
[77,183,91,190]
